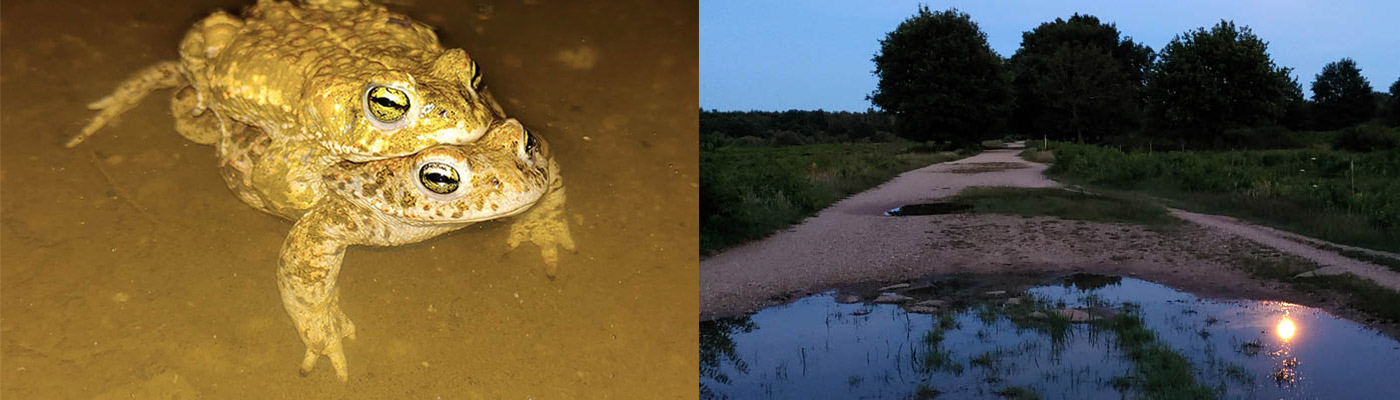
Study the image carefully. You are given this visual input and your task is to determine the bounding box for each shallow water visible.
[700,275,1400,399]
[884,203,971,216]
[1,0,696,397]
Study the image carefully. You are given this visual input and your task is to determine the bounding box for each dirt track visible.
[700,148,1400,320]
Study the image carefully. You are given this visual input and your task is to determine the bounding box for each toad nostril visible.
[490,177,501,189]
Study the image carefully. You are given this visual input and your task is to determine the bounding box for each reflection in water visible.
[700,316,758,399]
[699,276,1400,399]
[1277,318,1297,341]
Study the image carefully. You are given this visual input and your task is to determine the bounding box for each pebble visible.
[872,294,913,304]
[914,299,947,307]
[877,283,911,292]
[905,305,940,314]
[834,294,862,304]
[1054,308,1092,323]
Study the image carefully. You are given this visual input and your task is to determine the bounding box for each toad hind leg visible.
[278,200,364,381]
[69,61,184,147]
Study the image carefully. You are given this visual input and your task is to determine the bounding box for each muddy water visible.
[700,275,1400,399]
[1,0,696,397]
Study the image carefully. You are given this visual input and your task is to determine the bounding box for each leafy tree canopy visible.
[1311,58,1376,130]
[1144,20,1296,143]
[1008,14,1153,142]
[1391,77,1400,126]
[869,7,1010,146]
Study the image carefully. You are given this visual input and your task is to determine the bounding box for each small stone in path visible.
[914,299,947,307]
[835,294,862,304]
[905,305,940,314]
[878,283,911,292]
[873,294,914,304]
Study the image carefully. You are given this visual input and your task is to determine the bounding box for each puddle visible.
[885,203,973,216]
[700,274,1400,399]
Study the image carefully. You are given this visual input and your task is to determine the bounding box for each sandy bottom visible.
[700,148,1400,334]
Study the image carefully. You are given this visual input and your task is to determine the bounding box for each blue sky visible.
[700,0,1400,111]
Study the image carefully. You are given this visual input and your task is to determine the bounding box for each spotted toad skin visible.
[71,0,575,382]
[271,119,573,381]
[72,0,508,216]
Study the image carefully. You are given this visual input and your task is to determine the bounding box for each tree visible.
[870,7,1010,146]
[1311,58,1376,130]
[1008,14,1153,142]
[1144,21,1296,144]
[1388,77,1400,126]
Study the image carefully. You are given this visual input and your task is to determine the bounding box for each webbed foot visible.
[507,202,575,278]
[292,304,357,381]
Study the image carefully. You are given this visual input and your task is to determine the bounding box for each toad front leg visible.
[507,174,576,278]
[277,202,363,381]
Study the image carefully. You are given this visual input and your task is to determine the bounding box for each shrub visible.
[1332,123,1399,152]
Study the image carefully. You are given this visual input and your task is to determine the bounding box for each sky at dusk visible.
[700,0,1400,111]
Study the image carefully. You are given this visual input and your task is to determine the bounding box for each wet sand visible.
[699,149,1400,333]
[1,0,697,397]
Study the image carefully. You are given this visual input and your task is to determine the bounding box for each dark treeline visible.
[700,109,897,147]
[707,8,1400,152]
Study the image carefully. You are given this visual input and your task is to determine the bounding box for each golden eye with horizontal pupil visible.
[469,60,483,89]
[418,162,460,194]
[366,86,410,123]
[523,129,537,153]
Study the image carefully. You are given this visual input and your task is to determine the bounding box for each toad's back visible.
[196,1,445,137]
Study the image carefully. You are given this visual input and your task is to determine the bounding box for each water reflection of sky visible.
[701,277,1400,399]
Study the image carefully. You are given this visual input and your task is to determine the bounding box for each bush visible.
[1332,123,1399,152]
[1219,126,1299,149]
[730,136,769,147]
[772,130,810,146]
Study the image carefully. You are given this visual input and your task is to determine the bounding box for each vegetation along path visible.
[700,146,1400,325]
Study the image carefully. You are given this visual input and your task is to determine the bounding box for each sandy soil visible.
[700,149,1400,326]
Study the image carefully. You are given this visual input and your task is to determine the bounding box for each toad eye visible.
[523,128,537,153]
[418,162,460,194]
[468,60,482,90]
[365,85,411,127]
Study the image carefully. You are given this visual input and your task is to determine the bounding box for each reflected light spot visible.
[1277,318,1296,341]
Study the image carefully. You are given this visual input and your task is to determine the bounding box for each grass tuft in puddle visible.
[1100,312,1217,399]
[993,385,1042,400]
[919,313,966,375]
[951,187,1179,226]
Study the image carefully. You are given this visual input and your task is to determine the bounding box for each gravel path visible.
[1169,209,1400,289]
[700,148,1400,318]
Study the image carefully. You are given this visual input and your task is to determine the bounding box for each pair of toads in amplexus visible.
[69,0,575,382]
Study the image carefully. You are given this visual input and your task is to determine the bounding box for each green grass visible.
[992,386,1041,400]
[1018,148,1055,163]
[950,187,1179,226]
[700,142,967,254]
[1046,143,1400,252]
[1298,241,1400,274]
[1100,313,1217,399]
[1229,254,1400,323]
[982,139,1009,149]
